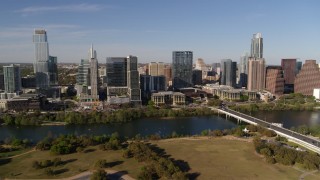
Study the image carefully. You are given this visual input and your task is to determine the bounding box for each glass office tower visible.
[172,51,193,90]
[33,29,49,89]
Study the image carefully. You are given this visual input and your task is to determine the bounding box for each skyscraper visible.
[3,64,21,93]
[127,55,141,104]
[251,33,263,58]
[89,45,99,100]
[106,57,127,86]
[33,29,50,89]
[247,57,266,91]
[239,53,249,88]
[172,51,193,90]
[265,66,284,96]
[294,60,320,96]
[220,59,237,87]
[106,56,141,104]
[281,59,297,85]
[48,56,58,86]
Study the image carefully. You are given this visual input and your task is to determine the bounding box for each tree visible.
[95,159,108,168]
[91,169,107,180]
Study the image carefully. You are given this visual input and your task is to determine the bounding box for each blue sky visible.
[0,0,320,65]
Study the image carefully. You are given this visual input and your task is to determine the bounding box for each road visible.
[221,108,320,148]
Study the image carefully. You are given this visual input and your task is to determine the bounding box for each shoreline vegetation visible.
[0,107,216,126]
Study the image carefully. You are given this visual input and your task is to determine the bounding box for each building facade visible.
[140,75,166,104]
[172,51,193,90]
[251,33,263,58]
[294,60,320,96]
[3,64,21,93]
[192,69,202,85]
[48,56,58,86]
[239,53,249,88]
[33,29,50,89]
[265,66,284,96]
[151,91,185,106]
[127,55,141,104]
[281,59,297,85]
[247,58,266,91]
[220,59,237,88]
[148,62,165,76]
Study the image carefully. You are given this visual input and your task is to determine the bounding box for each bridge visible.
[212,107,320,154]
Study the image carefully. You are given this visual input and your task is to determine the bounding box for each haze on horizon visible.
[0,0,320,65]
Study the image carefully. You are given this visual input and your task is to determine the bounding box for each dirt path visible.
[0,148,35,159]
[299,170,318,180]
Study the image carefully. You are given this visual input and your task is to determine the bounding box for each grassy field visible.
[154,137,320,180]
[1,137,320,179]
[0,146,142,179]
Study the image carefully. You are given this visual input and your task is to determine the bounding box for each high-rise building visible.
[127,56,141,104]
[251,33,263,58]
[48,56,58,86]
[76,59,90,87]
[195,58,206,70]
[247,58,266,91]
[0,74,4,90]
[265,66,284,96]
[89,45,99,100]
[239,53,249,88]
[294,60,320,96]
[172,51,193,90]
[148,62,165,76]
[106,57,127,86]
[164,65,172,87]
[33,29,50,89]
[220,59,237,87]
[140,75,166,104]
[106,56,141,104]
[192,69,202,85]
[212,63,221,75]
[281,59,297,85]
[3,64,21,93]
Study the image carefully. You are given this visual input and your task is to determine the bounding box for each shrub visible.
[95,159,108,168]
[91,169,107,180]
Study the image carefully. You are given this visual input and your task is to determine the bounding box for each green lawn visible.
[0,148,32,158]
[154,137,319,180]
[0,146,142,179]
[1,137,319,179]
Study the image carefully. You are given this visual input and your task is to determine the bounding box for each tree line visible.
[0,107,216,126]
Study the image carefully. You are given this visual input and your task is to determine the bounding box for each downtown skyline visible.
[0,0,320,64]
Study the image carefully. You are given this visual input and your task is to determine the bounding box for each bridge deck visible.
[215,107,320,153]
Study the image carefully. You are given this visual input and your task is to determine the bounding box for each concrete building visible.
[148,62,165,76]
[247,58,266,91]
[251,33,263,58]
[172,51,193,90]
[202,84,257,101]
[314,89,320,100]
[76,59,90,95]
[265,66,284,96]
[151,91,185,106]
[220,59,237,88]
[3,64,21,93]
[295,60,320,96]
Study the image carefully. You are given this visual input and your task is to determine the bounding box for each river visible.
[1,111,319,142]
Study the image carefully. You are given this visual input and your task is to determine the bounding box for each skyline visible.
[1,0,320,65]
